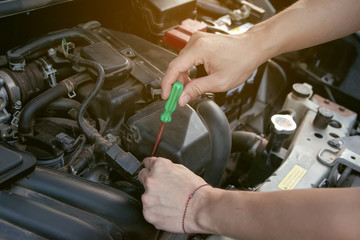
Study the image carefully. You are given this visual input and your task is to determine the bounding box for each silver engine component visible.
[259,84,358,191]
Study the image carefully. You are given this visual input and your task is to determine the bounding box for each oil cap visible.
[313,107,333,129]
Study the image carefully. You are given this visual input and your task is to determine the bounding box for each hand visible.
[161,31,268,106]
[138,157,211,233]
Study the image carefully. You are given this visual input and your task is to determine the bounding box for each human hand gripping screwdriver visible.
[151,81,184,156]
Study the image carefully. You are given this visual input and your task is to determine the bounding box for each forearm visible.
[195,187,360,239]
[248,0,360,60]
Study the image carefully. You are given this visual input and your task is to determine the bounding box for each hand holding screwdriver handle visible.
[160,81,184,123]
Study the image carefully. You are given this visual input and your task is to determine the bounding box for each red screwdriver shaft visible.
[151,122,166,156]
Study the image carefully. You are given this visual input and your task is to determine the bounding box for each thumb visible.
[178,74,219,106]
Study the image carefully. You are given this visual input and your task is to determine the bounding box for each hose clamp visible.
[63,80,76,99]
[10,110,20,127]
[249,135,263,157]
[9,60,26,71]
[36,58,57,87]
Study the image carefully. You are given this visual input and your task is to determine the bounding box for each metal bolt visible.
[105,133,116,143]
[328,139,341,148]
[14,101,22,110]
[0,78,4,86]
[48,48,56,56]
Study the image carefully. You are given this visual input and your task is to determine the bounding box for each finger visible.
[162,72,190,100]
[161,32,209,100]
[162,64,192,100]
[143,157,157,169]
[178,74,221,106]
[177,72,191,85]
[161,50,205,100]
[138,168,150,185]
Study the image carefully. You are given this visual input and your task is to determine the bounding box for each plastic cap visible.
[313,107,333,129]
[292,83,312,98]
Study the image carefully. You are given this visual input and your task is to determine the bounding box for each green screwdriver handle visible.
[160,81,184,123]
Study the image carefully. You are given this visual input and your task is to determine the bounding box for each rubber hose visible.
[7,28,103,64]
[192,99,231,187]
[18,81,70,135]
[47,98,82,111]
[67,54,105,142]
[231,131,263,153]
[268,59,287,85]
[18,73,91,136]
[335,166,352,187]
[47,97,92,118]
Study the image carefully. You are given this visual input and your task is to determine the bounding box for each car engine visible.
[0,0,359,239]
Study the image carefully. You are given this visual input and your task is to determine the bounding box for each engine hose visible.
[7,28,103,65]
[19,81,73,135]
[46,98,90,119]
[18,73,91,136]
[231,131,266,154]
[192,99,231,187]
[67,54,105,142]
[47,98,82,111]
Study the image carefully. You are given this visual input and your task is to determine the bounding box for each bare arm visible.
[195,186,360,240]
[161,0,360,106]
[138,157,360,239]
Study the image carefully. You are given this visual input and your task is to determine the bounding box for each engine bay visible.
[0,0,359,239]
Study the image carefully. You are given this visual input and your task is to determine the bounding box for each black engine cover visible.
[123,101,211,174]
[0,166,157,240]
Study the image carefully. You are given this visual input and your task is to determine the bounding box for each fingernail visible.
[161,91,168,100]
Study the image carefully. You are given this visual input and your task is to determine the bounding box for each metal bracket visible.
[119,124,137,147]
[150,87,161,99]
[120,48,136,59]
[318,148,360,172]
[9,60,26,71]
[10,110,20,127]
[44,67,57,87]
[36,58,57,87]
[63,80,76,99]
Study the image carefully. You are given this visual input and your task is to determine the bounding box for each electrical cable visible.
[66,50,105,142]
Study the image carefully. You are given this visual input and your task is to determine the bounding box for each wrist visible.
[244,21,284,62]
[188,187,225,234]
[191,188,258,237]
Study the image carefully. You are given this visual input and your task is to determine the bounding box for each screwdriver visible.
[151,81,184,156]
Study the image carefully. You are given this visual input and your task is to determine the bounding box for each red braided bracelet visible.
[182,183,210,235]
